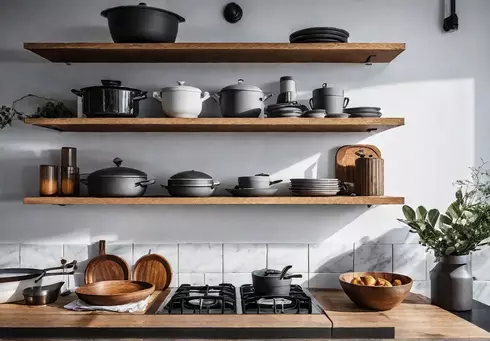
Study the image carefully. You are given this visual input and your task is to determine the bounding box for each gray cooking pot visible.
[162,170,220,197]
[238,173,282,189]
[252,265,302,296]
[71,80,147,117]
[212,79,273,118]
[81,157,155,197]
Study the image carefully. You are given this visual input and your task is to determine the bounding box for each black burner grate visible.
[165,283,237,314]
[240,284,313,314]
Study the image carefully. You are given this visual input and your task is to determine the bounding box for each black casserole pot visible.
[72,80,147,117]
[81,158,155,197]
[101,2,185,43]
[252,265,302,296]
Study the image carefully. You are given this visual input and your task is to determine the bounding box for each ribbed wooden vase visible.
[355,158,384,196]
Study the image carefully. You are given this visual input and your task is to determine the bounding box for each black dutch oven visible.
[72,80,147,118]
[81,158,155,197]
[101,3,185,43]
[252,265,302,296]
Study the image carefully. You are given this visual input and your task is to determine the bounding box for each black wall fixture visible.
[223,2,243,24]
[443,0,459,32]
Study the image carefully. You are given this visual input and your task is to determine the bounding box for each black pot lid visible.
[169,170,214,180]
[89,158,147,178]
[101,2,185,23]
[252,268,285,277]
[80,80,143,93]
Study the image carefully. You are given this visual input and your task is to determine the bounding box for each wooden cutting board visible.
[335,145,382,184]
[84,240,131,284]
[133,253,172,290]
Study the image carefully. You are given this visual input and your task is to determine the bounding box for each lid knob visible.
[113,157,123,167]
[177,81,186,86]
[237,79,244,84]
[138,3,148,6]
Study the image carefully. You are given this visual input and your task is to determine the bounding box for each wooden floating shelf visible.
[24,117,404,133]
[24,43,406,64]
[23,196,404,206]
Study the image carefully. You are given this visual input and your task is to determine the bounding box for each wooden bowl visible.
[75,280,155,306]
[339,272,413,311]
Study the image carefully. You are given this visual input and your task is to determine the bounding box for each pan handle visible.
[99,240,106,255]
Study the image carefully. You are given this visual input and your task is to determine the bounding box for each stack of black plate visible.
[266,103,308,118]
[289,27,350,43]
[344,107,382,118]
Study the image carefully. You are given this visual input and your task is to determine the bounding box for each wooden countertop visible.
[310,289,490,339]
[0,289,488,339]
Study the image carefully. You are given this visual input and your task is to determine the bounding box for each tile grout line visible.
[177,243,180,286]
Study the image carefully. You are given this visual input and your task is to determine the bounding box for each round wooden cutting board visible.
[84,240,131,284]
[132,253,173,290]
[335,144,382,184]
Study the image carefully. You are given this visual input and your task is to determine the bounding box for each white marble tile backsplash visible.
[223,243,266,272]
[0,241,476,299]
[20,244,63,269]
[0,244,19,268]
[267,244,308,273]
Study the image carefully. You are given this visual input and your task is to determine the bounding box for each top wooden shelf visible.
[24,42,405,64]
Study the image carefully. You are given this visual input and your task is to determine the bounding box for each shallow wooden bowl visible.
[339,272,413,311]
[76,280,155,306]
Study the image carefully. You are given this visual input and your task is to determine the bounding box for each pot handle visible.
[135,179,156,188]
[153,91,162,103]
[133,91,148,101]
[343,97,350,108]
[262,92,274,102]
[201,91,210,102]
[211,93,220,103]
[269,179,283,186]
[71,89,83,97]
[283,274,303,280]
[309,98,314,109]
[212,181,221,188]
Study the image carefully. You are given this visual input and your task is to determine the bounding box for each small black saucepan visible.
[252,265,302,296]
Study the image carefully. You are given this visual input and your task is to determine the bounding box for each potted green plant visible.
[0,94,75,129]
[398,163,490,311]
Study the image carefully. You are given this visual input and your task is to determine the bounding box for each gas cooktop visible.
[157,283,323,315]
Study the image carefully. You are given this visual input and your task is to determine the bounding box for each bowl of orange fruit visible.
[339,272,413,311]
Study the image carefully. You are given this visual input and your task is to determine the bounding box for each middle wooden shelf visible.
[24,117,404,133]
[23,196,405,206]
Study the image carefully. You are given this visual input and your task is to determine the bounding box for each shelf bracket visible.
[443,0,459,32]
[364,55,376,66]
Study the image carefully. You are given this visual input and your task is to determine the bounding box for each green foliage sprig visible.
[398,162,490,257]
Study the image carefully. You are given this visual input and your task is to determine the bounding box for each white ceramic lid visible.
[161,81,201,93]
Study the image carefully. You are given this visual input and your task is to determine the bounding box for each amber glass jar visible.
[40,165,58,196]
[61,166,79,196]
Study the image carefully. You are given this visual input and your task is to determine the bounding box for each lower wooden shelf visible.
[23,196,404,205]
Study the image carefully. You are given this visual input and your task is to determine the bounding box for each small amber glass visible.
[61,166,79,196]
[40,165,58,196]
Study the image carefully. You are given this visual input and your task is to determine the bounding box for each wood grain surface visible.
[133,254,173,291]
[75,280,155,306]
[355,158,385,196]
[335,144,382,183]
[23,196,405,205]
[84,240,131,284]
[24,117,405,133]
[24,42,406,63]
[311,289,490,339]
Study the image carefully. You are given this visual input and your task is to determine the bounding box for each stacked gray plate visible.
[344,107,382,118]
[290,178,341,196]
[266,103,306,118]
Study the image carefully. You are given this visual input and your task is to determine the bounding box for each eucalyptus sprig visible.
[398,162,490,257]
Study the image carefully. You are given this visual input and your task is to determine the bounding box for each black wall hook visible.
[443,0,459,32]
[223,2,243,24]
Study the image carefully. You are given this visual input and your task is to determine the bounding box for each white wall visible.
[0,0,490,294]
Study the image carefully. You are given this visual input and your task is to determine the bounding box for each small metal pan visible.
[23,282,65,305]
